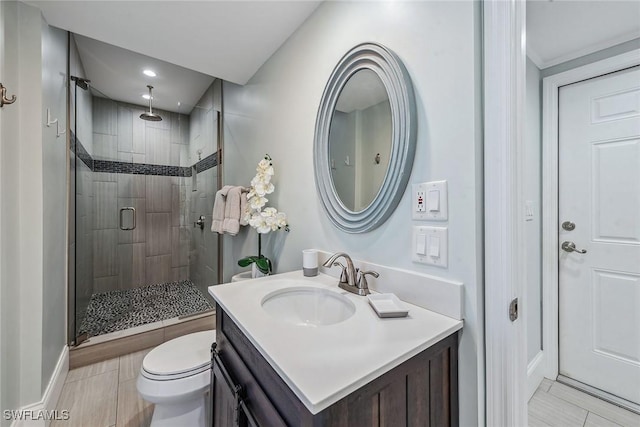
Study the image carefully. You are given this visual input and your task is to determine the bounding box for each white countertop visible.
[209,271,463,414]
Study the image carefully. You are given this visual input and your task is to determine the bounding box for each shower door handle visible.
[119,207,136,230]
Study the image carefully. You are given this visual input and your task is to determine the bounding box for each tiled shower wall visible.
[189,166,218,294]
[188,81,221,297]
[90,97,191,293]
[74,153,94,315]
[73,80,221,314]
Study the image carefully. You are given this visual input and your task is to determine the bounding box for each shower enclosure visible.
[68,69,222,344]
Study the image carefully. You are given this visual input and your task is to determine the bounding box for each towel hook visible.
[0,83,17,107]
[46,108,66,138]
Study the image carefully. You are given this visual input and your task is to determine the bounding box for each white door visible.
[559,66,640,405]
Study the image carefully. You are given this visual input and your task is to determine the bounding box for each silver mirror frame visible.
[314,42,417,233]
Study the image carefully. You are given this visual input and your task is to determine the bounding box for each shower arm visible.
[147,86,154,114]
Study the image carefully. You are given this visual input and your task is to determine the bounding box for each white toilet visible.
[137,329,216,427]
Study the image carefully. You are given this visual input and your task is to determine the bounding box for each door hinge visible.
[509,298,518,322]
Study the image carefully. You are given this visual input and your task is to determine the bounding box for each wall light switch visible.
[428,190,440,211]
[412,181,448,220]
[416,233,427,255]
[412,226,448,267]
[428,235,440,257]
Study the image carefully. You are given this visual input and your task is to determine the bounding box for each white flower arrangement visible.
[244,155,289,234]
[238,155,289,275]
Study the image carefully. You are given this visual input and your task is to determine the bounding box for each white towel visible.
[223,186,248,236]
[211,185,232,233]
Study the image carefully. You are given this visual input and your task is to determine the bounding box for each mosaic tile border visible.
[70,132,94,170]
[93,160,192,177]
[70,132,219,177]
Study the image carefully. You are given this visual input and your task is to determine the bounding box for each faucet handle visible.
[332,262,349,284]
[357,270,379,291]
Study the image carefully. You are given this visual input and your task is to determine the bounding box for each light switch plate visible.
[412,181,448,220]
[412,226,448,267]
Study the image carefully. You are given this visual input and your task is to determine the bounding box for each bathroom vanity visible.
[209,271,463,426]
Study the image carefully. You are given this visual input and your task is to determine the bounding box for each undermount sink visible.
[261,287,356,327]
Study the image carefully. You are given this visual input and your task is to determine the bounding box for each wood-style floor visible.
[52,348,153,427]
[52,355,640,427]
[529,379,640,427]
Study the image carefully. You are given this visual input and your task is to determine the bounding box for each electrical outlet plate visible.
[412,226,448,268]
[412,180,448,220]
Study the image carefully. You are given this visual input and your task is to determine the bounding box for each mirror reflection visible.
[328,69,392,211]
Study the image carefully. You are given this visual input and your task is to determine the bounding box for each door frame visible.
[536,49,640,387]
[483,1,528,426]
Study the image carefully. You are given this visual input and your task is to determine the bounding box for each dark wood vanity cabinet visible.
[211,309,459,427]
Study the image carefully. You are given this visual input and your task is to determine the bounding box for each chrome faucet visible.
[323,252,379,296]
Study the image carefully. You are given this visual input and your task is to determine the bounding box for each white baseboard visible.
[10,346,69,427]
[527,350,545,400]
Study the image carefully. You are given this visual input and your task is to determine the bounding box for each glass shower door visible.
[72,84,136,343]
[70,73,218,344]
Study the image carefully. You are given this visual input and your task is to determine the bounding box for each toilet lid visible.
[142,330,216,377]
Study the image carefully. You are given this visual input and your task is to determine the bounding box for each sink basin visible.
[261,287,356,327]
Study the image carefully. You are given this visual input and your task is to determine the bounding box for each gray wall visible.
[222,2,483,425]
[525,57,543,364]
[188,81,220,164]
[1,2,67,416]
[41,22,68,394]
[0,1,24,420]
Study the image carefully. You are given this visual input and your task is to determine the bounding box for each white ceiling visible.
[74,34,215,114]
[29,0,322,86]
[527,0,640,69]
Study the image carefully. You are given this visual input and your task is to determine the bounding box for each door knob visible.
[561,241,587,254]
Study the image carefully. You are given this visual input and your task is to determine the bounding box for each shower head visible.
[70,76,90,90]
[140,111,163,122]
[140,85,162,122]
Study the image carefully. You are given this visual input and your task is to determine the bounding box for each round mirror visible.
[314,43,416,233]
[329,69,392,211]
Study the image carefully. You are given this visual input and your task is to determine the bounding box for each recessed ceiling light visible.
[142,94,152,100]
[143,69,156,77]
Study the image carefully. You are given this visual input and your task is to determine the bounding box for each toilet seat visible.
[141,363,210,381]
[142,330,216,380]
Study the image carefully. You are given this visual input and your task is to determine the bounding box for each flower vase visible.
[251,263,268,279]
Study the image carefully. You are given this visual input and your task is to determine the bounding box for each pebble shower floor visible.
[78,280,213,337]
